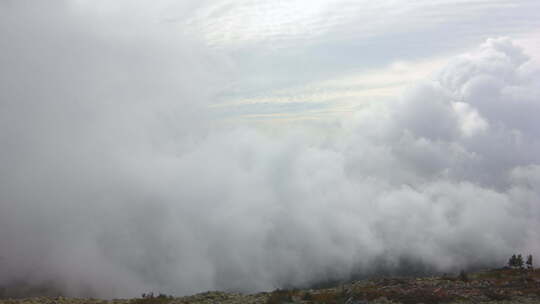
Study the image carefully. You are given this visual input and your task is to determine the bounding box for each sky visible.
[1,0,540,299]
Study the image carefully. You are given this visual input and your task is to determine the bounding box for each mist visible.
[1,0,540,299]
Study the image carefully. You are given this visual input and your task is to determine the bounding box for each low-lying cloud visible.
[1,1,539,299]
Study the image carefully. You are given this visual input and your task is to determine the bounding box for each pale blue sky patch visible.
[162,0,540,121]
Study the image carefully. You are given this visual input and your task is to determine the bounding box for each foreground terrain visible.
[2,268,539,304]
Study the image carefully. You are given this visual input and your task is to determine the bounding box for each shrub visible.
[302,292,313,301]
[266,289,294,304]
[133,292,173,304]
[458,270,468,282]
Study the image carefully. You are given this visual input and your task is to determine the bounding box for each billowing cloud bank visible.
[1,3,540,299]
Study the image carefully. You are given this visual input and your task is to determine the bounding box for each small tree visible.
[526,254,533,270]
[508,254,517,268]
[516,254,524,269]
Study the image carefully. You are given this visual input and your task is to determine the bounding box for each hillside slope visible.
[1,268,540,304]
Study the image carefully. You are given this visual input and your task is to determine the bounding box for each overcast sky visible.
[61,0,540,122]
[1,0,540,299]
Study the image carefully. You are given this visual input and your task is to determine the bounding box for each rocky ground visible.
[1,268,539,304]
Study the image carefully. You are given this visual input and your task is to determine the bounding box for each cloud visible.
[182,0,540,50]
[1,1,540,300]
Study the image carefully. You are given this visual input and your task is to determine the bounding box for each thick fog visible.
[1,0,540,299]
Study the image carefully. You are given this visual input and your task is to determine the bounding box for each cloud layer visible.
[1,1,540,299]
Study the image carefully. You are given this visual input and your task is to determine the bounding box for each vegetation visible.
[132,292,174,304]
[527,254,534,269]
[458,270,468,282]
[1,256,538,304]
[265,289,294,304]
[508,253,534,269]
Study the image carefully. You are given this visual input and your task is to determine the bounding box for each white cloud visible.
[452,101,489,137]
[1,1,540,299]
